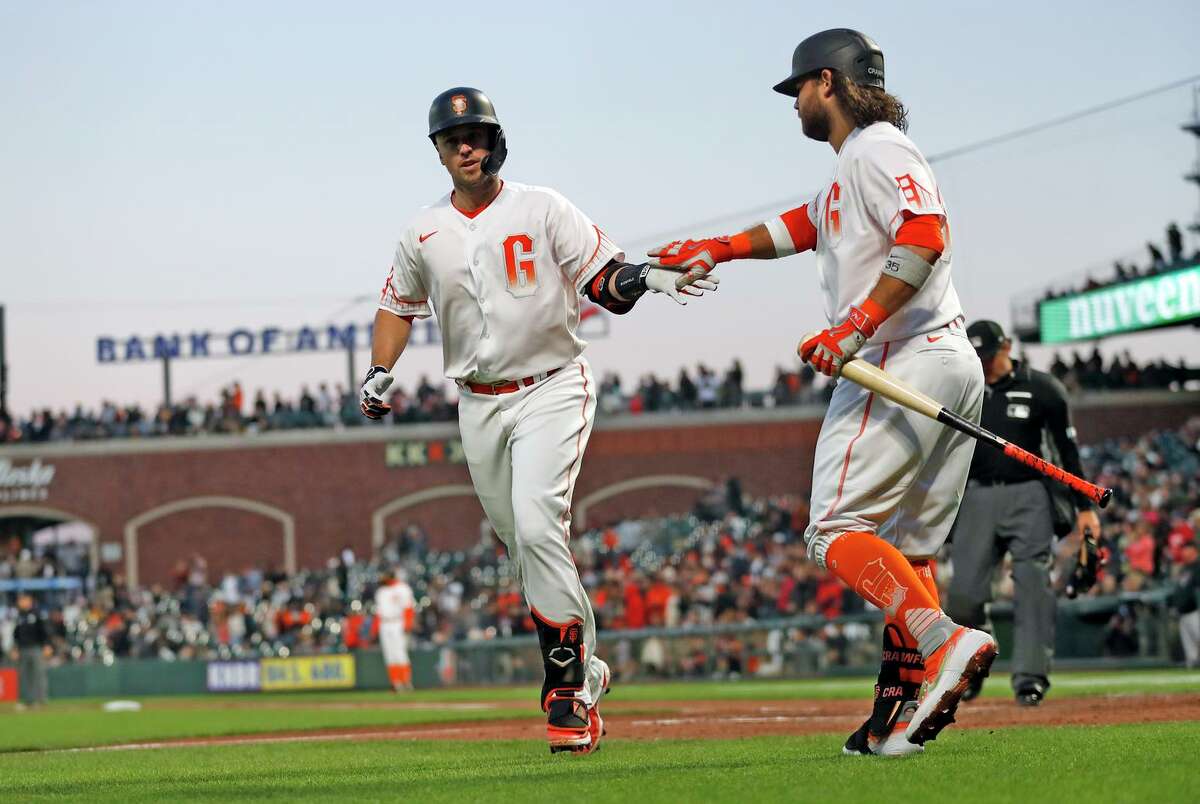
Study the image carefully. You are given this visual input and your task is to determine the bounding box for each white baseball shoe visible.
[905,627,997,745]
[843,700,924,757]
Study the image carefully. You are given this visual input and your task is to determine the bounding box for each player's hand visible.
[647,237,735,287]
[644,266,719,306]
[1075,508,1101,539]
[1065,521,1107,599]
[360,365,394,420]
[798,305,880,378]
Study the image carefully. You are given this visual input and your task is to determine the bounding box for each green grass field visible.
[2,670,1197,802]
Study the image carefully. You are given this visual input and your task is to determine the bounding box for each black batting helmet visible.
[772,29,885,97]
[427,86,508,176]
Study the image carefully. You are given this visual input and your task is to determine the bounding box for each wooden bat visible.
[835,354,1113,508]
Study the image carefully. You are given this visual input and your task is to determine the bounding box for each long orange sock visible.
[398,665,412,686]
[882,560,940,651]
[909,559,940,605]
[825,532,957,658]
[387,665,402,689]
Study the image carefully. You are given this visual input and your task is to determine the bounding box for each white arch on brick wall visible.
[371,484,477,552]
[574,475,714,530]
[123,496,296,588]
[0,505,102,576]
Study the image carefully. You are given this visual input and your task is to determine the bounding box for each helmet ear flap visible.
[482,127,507,175]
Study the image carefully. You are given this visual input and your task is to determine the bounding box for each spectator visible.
[1147,242,1166,272]
[696,365,719,409]
[1166,222,1183,265]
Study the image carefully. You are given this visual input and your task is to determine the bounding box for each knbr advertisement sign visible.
[1038,263,1200,343]
[206,655,355,693]
[262,655,355,691]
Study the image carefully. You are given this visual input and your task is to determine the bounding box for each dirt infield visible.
[69,692,1200,752]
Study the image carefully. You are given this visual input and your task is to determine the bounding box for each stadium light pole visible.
[0,304,7,415]
[162,354,172,409]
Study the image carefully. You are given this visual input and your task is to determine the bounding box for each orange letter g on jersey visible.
[502,234,538,298]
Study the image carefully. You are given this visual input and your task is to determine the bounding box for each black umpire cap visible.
[966,320,1009,359]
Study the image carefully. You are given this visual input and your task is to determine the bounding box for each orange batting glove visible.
[647,233,752,285]
[799,300,889,378]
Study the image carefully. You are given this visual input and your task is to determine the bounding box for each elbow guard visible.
[882,246,934,290]
[585,261,647,313]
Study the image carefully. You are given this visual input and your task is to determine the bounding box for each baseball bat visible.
[832,353,1113,508]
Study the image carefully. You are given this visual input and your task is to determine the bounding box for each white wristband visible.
[764,217,797,258]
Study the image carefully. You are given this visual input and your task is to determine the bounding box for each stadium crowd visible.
[3,418,1198,676]
[1046,349,1198,392]
[1040,221,1198,301]
[0,359,830,444]
[4,345,1197,445]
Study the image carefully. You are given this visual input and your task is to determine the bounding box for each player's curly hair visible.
[830,71,909,133]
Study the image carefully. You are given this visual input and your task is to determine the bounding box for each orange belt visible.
[461,367,562,395]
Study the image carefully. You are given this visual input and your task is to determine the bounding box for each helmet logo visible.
[450,95,468,116]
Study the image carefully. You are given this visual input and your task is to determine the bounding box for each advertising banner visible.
[260,655,356,691]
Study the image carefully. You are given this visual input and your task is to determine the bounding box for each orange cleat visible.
[547,692,600,754]
[904,626,997,745]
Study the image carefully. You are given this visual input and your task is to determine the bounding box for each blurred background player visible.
[374,570,415,691]
[648,28,995,756]
[361,87,716,753]
[12,594,51,710]
[948,320,1101,706]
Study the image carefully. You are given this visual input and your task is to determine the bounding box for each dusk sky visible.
[3,1,1199,415]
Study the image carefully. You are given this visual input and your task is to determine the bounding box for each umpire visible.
[13,594,51,708]
[947,321,1101,706]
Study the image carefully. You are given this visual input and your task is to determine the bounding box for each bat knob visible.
[1098,488,1113,509]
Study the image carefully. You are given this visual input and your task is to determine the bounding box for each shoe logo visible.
[547,646,576,668]
[419,230,438,243]
[926,334,944,343]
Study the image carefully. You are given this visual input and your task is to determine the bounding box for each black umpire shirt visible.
[968,360,1092,509]
[13,609,50,649]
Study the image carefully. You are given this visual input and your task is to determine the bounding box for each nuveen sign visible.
[1038,263,1200,343]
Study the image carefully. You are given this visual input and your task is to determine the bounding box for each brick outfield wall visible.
[1,393,1195,586]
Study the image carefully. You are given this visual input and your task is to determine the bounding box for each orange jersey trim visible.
[894,213,945,254]
[780,205,818,252]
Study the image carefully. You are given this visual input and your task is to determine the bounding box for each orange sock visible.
[909,559,939,605]
[825,532,957,658]
[398,665,412,686]
[387,665,402,689]
[882,559,940,655]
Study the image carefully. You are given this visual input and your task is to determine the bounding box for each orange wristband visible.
[849,298,890,338]
[728,232,753,260]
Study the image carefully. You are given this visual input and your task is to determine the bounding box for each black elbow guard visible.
[585,262,647,314]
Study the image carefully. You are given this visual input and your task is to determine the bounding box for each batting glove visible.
[648,235,749,287]
[644,266,719,306]
[799,301,887,378]
[360,365,395,420]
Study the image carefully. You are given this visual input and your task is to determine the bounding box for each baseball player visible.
[374,570,415,691]
[362,87,717,754]
[649,30,995,756]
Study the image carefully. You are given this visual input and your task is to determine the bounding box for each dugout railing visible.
[8,587,1181,698]
[427,588,1178,690]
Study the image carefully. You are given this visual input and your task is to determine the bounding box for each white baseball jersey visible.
[805,122,962,342]
[379,181,623,383]
[374,580,414,624]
